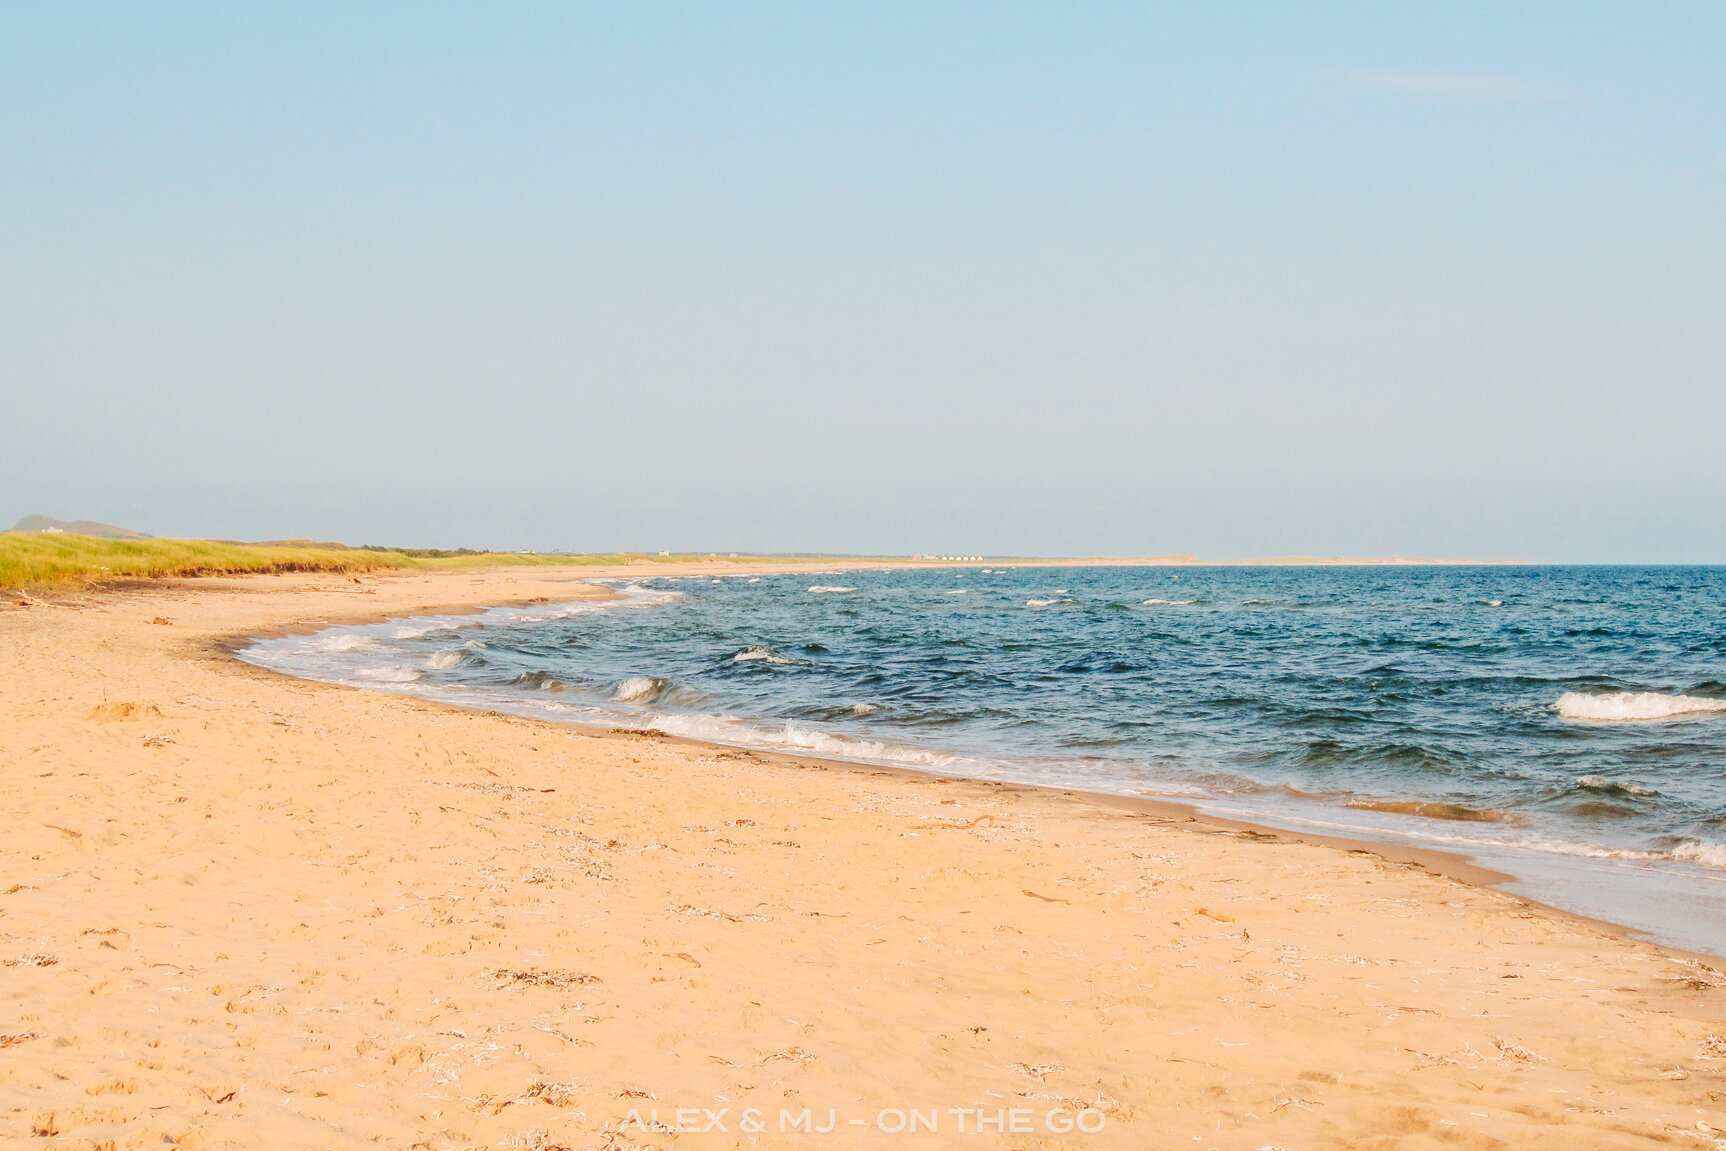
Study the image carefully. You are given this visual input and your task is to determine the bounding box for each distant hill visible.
[8,515,154,540]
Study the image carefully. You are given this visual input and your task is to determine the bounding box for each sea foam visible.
[1556,691,1726,722]
[733,646,799,664]
[1672,841,1726,869]
[643,713,966,770]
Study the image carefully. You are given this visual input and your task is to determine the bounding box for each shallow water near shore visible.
[240,564,1726,954]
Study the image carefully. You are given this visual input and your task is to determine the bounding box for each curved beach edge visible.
[5,564,1723,1148]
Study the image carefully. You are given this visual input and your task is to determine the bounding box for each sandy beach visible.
[3,565,1724,1149]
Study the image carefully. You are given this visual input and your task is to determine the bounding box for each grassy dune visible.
[0,534,764,592]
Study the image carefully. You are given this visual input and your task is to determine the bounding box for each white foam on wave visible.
[643,713,966,769]
[427,649,464,670]
[808,586,857,594]
[733,646,798,664]
[1556,691,1726,722]
[354,665,420,683]
[1026,598,1065,607]
[1142,598,1196,606]
[1575,774,1658,797]
[614,676,670,703]
[1672,841,1726,869]
[946,589,969,595]
[526,584,683,621]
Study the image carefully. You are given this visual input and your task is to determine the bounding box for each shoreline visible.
[4,566,1724,1147]
[225,571,1726,965]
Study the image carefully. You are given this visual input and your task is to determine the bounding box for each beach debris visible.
[670,904,773,923]
[523,1080,583,1107]
[0,1033,38,1047]
[1492,1037,1544,1063]
[503,1129,575,1151]
[1022,889,1070,904]
[1006,1062,1062,1084]
[2,953,60,967]
[44,824,81,839]
[1701,1035,1726,1058]
[148,616,173,625]
[758,1047,814,1065]
[909,814,996,831]
[1668,960,1726,990]
[84,700,163,722]
[1195,907,1234,923]
[493,968,601,989]
[141,734,175,748]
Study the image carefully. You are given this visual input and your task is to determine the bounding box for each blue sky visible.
[2,3,1721,558]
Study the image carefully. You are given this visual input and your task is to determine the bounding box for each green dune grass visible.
[0,534,795,592]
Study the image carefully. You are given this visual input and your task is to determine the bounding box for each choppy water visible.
[240,565,1726,954]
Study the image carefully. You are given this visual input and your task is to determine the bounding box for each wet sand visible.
[3,566,1724,1149]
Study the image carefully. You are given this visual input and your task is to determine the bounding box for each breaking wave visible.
[615,676,672,703]
[1557,691,1726,722]
[1575,774,1658,797]
[1672,841,1726,868]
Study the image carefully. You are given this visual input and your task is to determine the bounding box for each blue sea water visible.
[241,565,1726,954]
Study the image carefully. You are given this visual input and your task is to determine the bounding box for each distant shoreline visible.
[1,531,1537,594]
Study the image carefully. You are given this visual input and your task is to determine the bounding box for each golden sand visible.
[2,567,1723,1149]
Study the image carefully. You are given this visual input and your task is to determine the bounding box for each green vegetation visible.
[0,533,808,592]
[0,534,405,591]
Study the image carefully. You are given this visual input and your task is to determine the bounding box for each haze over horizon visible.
[3,4,1721,562]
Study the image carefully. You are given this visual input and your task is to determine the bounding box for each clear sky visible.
[2,3,1721,559]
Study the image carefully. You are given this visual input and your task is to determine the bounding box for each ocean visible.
[239,564,1726,954]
